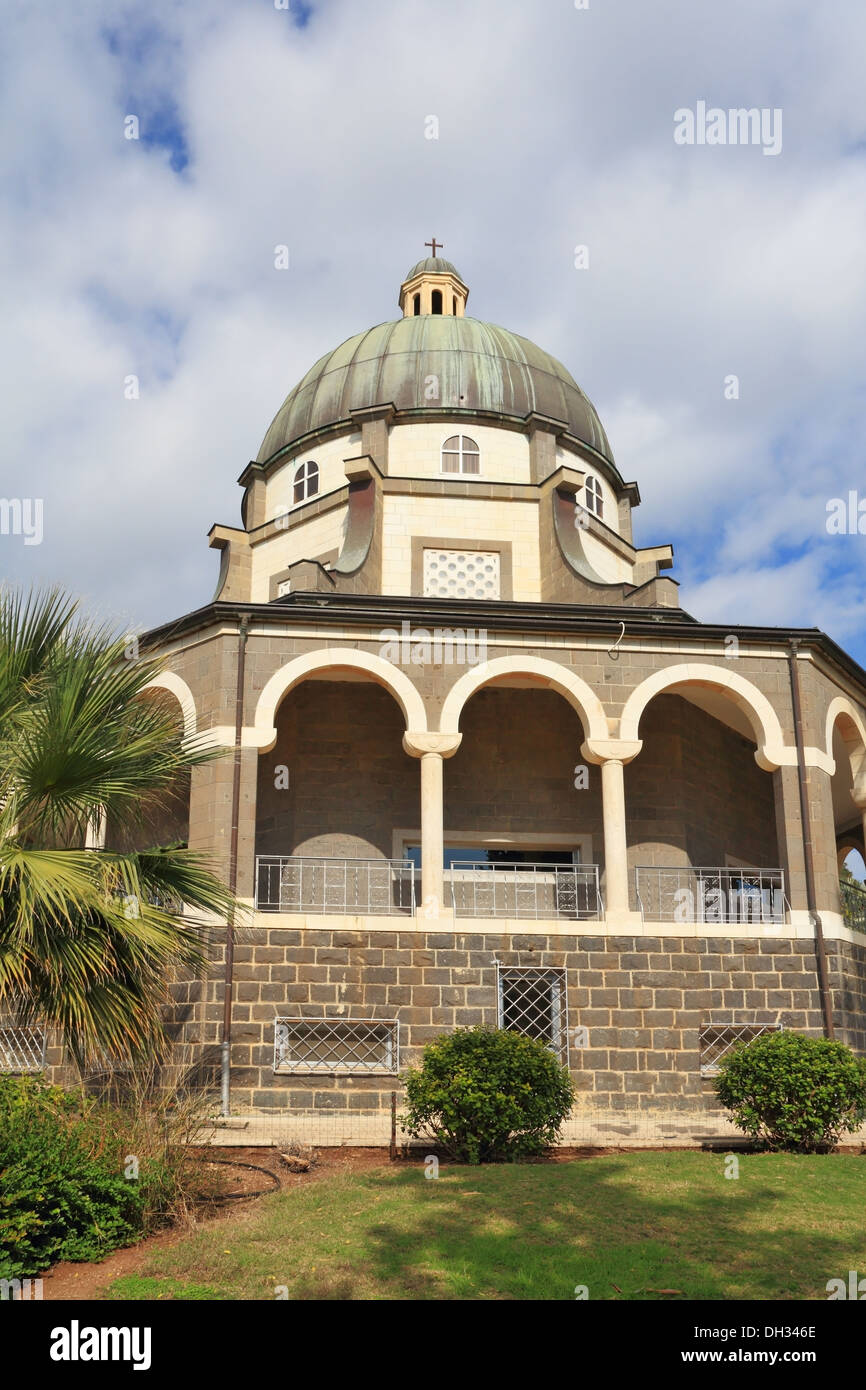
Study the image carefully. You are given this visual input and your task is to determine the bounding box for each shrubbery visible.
[401,1026,574,1164]
[714,1029,866,1152]
[0,1073,210,1280]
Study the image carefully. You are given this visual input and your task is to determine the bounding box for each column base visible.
[603,908,644,930]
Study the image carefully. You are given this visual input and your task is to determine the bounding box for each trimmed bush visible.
[401,1026,574,1164]
[0,1076,144,1279]
[0,1073,211,1280]
[714,1030,866,1152]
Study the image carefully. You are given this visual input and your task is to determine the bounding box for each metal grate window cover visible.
[274,1018,400,1075]
[699,1022,784,1076]
[0,1023,47,1074]
[496,965,569,1062]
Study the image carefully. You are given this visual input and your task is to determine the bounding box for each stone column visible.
[601,759,629,916]
[403,732,463,919]
[583,738,643,929]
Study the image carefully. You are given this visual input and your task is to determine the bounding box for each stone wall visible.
[186,925,829,1119]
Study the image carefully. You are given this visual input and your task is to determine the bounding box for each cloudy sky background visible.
[2,0,865,659]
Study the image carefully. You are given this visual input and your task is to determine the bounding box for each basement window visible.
[496,964,568,1062]
[273,1018,399,1074]
[0,1021,46,1073]
[699,1022,783,1076]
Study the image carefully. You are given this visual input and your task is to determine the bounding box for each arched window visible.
[413,293,421,316]
[431,289,443,314]
[441,435,480,475]
[293,460,319,505]
[452,296,457,314]
[585,476,603,519]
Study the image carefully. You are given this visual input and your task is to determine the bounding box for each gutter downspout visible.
[787,640,835,1039]
[221,614,251,1116]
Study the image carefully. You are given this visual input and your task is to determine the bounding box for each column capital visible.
[582,738,642,766]
[403,731,462,759]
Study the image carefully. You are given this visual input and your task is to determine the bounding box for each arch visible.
[251,648,428,752]
[438,654,609,743]
[142,670,197,742]
[824,696,866,791]
[619,663,788,771]
[838,840,865,870]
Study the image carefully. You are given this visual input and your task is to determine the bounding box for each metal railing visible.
[496,963,569,1061]
[699,1022,784,1075]
[635,866,788,924]
[0,1023,47,1073]
[255,856,416,916]
[273,1018,399,1074]
[841,879,866,932]
[448,862,603,920]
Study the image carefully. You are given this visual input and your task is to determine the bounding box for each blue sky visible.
[0,0,864,665]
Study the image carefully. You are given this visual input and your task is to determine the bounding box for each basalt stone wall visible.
[833,936,866,1053]
[175,927,828,1117]
[255,681,419,859]
[624,695,780,873]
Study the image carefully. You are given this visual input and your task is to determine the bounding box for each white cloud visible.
[0,0,863,668]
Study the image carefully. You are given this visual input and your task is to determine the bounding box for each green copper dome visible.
[257,315,615,467]
[404,256,461,280]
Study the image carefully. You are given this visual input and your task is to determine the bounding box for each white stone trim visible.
[824,695,866,793]
[142,670,197,742]
[618,662,791,772]
[250,648,429,751]
[438,654,609,741]
[249,909,864,942]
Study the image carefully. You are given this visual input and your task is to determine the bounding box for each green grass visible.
[103,1151,866,1301]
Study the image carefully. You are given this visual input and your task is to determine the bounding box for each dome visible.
[257,315,615,467]
[403,256,461,281]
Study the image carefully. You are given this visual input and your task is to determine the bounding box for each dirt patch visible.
[40,1146,393,1300]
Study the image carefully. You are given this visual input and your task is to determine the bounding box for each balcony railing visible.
[841,879,866,932]
[255,856,416,916]
[635,866,788,924]
[448,862,603,920]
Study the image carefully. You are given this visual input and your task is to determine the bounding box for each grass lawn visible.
[103,1151,866,1301]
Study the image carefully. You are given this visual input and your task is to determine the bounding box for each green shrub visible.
[0,1076,144,1278]
[0,1071,212,1280]
[714,1029,866,1152]
[401,1026,575,1164]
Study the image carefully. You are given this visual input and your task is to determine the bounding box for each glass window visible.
[585,475,603,519]
[292,460,319,505]
[441,435,480,475]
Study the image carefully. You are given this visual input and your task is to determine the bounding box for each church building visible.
[134,251,866,1144]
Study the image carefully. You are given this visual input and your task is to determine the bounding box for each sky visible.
[1,0,865,661]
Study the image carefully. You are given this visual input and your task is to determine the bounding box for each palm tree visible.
[0,587,235,1068]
